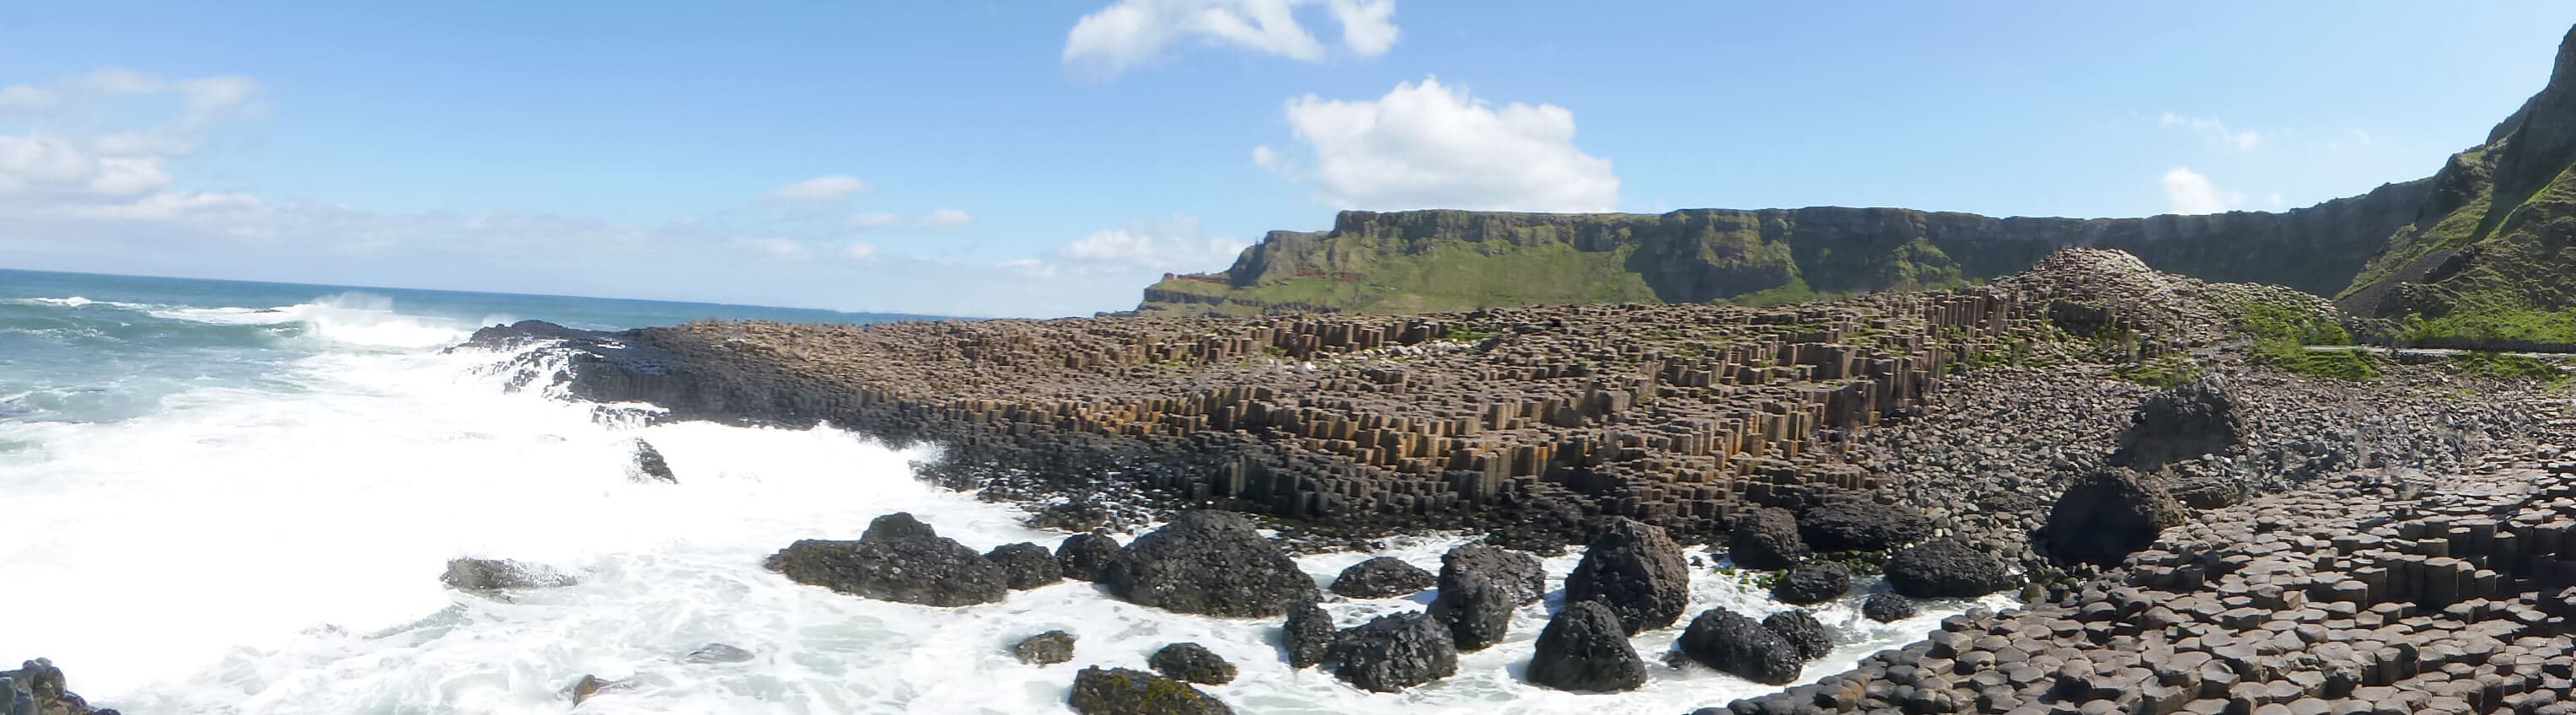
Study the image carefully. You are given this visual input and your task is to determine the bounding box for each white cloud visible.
[918,208,973,228]
[738,237,811,261]
[842,242,879,261]
[1264,77,1618,212]
[89,157,171,195]
[764,175,872,201]
[2159,111,2260,151]
[999,256,1059,279]
[851,212,899,229]
[2161,167,2243,215]
[1060,214,1247,271]
[71,191,260,220]
[0,85,56,110]
[1063,0,1398,77]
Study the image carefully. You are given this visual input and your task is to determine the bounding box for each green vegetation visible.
[2399,304,2576,344]
[1722,276,1826,306]
[2230,302,2379,380]
[2113,355,2208,387]
[2446,352,2571,383]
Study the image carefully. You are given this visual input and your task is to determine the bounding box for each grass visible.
[2113,355,2208,387]
[2231,302,2380,380]
[2446,352,2570,383]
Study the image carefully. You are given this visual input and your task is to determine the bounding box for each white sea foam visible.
[0,336,1999,714]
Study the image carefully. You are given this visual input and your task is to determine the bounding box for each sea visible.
[0,268,2003,714]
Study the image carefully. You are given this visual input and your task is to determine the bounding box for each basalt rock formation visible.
[1102,510,1319,617]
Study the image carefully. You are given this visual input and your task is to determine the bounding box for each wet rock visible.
[1770,563,1853,605]
[1055,533,1122,582]
[1015,630,1077,665]
[1562,517,1691,634]
[1326,612,1459,693]
[1762,610,1832,661]
[985,541,1065,590]
[861,512,938,543]
[568,675,627,706]
[626,438,675,483]
[1796,497,1934,553]
[1861,593,1917,622]
[765,535,1008,606]
[2042,468,2187,566]
[1883,537,2012,599]
[1426,568,1513,651]
[1436,543,1546,605]
[1067,666,1233,715]
[441,557,577,592]
[2110,376,2241,470]
[1676,607,1803,685]
[0,659,116,715]
[684,643,754,664]
[1525,599,1648,692]
[1727,507,1808,569]
[1282,599,1337,669]
[1103,511,1318,617]
[1329,556,1435,599]
[1147,642,1237,685]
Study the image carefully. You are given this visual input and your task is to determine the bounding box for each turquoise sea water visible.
[0,267,928,427]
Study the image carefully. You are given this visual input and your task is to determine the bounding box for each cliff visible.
[1140,192,2429,316]
[1141,24,2576,347]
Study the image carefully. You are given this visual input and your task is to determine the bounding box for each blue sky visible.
[2,2,2572,318]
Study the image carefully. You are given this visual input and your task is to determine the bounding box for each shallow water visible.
[0,270,1997,713]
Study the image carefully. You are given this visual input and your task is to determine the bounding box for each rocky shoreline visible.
[352,247,2575,712]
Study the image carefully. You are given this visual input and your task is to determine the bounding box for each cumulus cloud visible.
[1060,214,1247,271]
[842,242,879,261]
[1262,77,1618,212]
[1063,0,1398,77]
[918,208,973,228]
[851,212,899,229]
[2161,167,2243,215]
[764,175,872,201]
[2159,111,2261,151]
[738,237,811,261]
[0,85,56,110]
[70,191,260,220]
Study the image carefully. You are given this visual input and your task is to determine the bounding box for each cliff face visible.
[1142,24,2576,342]
[1140,188,2428,316]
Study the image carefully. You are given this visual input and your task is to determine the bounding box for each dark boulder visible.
[1148,642,1237,685]
[1426,568,1513,651]
[985,541,1065,590]
[1525,599,1648,692]
[1883,538,2012,599]
[765,536,1008,606]
[442,557,577,592]
[1861,593,1918,622]
[2042,469,2187,567]
[1282,599,1336,669]
[1762,610,1832,661]
[1563,517,1690,634]
[2110,376,2241,470]
[1796,497,1933,553]
[1055,533,1122,582]
[1067,666,1233,715]
[861,512,938,543]
[1769,563,1852,605]
[1103,511,1318,617]
[1,659,117,715]
[1675,607,1803,685]
[1437,543,1546,605]
[1329,556,1435,599]
[1326,612,1460,692]
[569,675,627,706]
[1015,630,1077,665]
[1726,507,1807,569]
[684,643,754,664]
[626,438,676,483]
